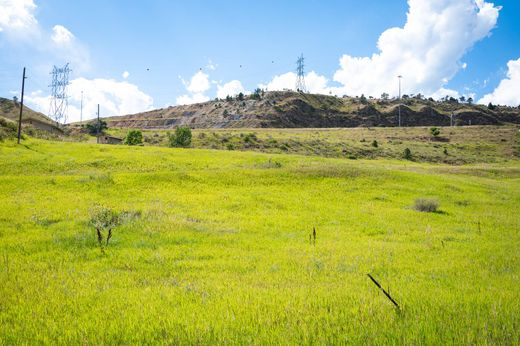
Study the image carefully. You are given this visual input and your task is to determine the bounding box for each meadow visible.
[0,137,519,344]
[108,125,520,164]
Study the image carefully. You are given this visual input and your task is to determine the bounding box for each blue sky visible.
[1,0,519,122]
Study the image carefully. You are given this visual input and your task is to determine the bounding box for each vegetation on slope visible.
[87,91,520,129]
[106,125,520,164]
[0,139,519,344]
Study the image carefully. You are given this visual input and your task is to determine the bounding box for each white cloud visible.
[479,58,520,106]
[176,93,210,106]
[25,78,154,123]
[183,70,210,94]
[260,0,500,99]
[331,0,500,98]
[122,71,130,79]
[206,59,217,71]
[0,0,38,34]
[217,80,246,99]
[51,24,74,44]
[260,71,332,94]
[177,70,212,105]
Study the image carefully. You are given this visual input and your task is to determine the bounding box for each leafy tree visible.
[403,148,412,160]
[487,102,496,110]
[467,97,473,105]
[226,95,233,102]
[86,121,107,135]
[124,130,143,145]
[237,92,245,101]
[251,88,262,100]
[168,126,192,147]
[459,96,466,103]
[381,93,389,100]
[430,127,441,137]
[359,94,368,104]
[12,96,18,105]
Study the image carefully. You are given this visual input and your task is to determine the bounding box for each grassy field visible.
[1,138,519,344]
[106,125,520,164]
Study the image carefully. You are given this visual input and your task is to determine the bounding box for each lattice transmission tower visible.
[49,63,71,124]
[296,54,306,92]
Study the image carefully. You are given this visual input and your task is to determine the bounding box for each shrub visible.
[430,127,441,137]
[124,130,143,145]
[89,206,120,248]
[414,198,439,213]
[168,126,192,148]
[403,148,412,160]
[371,140,378,148]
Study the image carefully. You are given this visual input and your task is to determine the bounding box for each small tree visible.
[124,129,143,145]
[488,102,496,110]
[371,140,378,148]
[430,127,441,137]
[89,206,119,248]
[359,94,368,104]
[237,92,245,101]
[403,148,412,160]
[12,96,18,106]
[467,97,473,105]
[168,126,192,147]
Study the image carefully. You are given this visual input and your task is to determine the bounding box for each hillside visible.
[0,97,62,134]
[95,91,520,129]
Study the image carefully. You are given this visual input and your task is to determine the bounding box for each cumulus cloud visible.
[25,78,154,123]
[479,58,520,106]
[176,93,210,106]
[51,25,74,44]
[0,0,90,71]
[217,80,246,99]
[122,71,130,79]
[177,70,212,105]
[0,0,38,35]
[332,0,500,97]
[259,71,332,94]
[260,0,500,99]
[184,70,210,94]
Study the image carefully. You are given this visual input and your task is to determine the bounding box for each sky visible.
[1,0,519,123]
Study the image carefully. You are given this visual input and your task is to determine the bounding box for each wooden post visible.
[17,67,27,144]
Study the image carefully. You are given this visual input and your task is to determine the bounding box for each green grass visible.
[1,138,519,344]
[107,125,520,164]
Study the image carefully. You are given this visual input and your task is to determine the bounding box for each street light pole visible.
[398,75,402,128]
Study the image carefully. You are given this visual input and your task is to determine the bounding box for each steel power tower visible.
[296,54,306,92]
[49,63,71,124]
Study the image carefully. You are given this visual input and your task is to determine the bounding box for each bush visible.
[403,148,412,160]
[371,140,378,148]
[124,130,143,145]
[168,126,192,147]
[89,206,120,248]
[414,198,440,213]
[430,127,441,137]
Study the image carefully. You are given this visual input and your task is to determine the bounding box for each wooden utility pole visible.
[96,104,100,144]
[17,67,27,144]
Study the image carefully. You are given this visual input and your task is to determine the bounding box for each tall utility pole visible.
[397,75,403,127]
[80,91,84,123]
[17,67,27,144]
[450,111,454,127]
[296,54,306,93]
[96,104,100,144]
